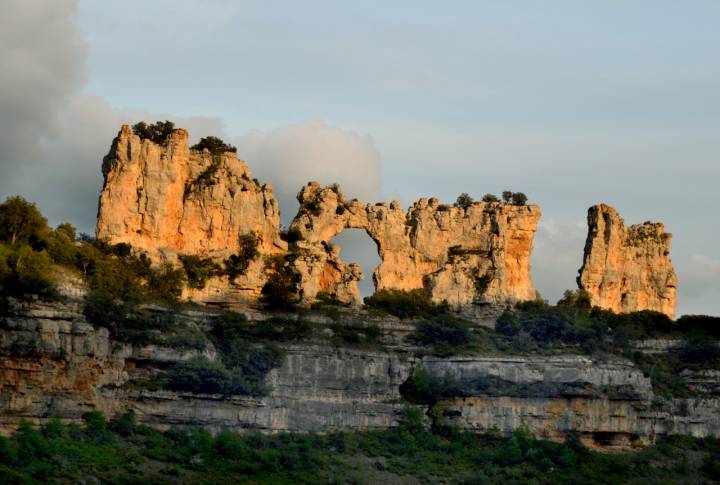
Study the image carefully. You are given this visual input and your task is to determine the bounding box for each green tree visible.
[481,193,499,202]
[511,192,528,205]
[132,120,175,144]
[0,196,49,246]
[455,193,474,209]
[191,136,237,154]
[502,191,513,203]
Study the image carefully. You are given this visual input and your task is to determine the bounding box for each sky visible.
[1,0,718,315]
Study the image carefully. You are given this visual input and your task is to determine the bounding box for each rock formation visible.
[96,125,286,302]
[2,296,719,448]
[289,182,541,306]
[577,204,677,318]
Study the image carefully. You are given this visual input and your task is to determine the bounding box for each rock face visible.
[290,182,541,306]
[1,298,719,448]
[96,125,286,302]
[577,204,677,318]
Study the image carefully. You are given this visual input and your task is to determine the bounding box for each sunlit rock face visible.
[577,204,677,318]
[96,125,286,302]
[290,182,541,306]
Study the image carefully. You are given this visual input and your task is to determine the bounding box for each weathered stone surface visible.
[290,182,541,306]
[2,298,719,448]
[96,125,286,302]
[578,204,677,318]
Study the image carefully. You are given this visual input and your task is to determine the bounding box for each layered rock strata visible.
[96,125,286,302]
[1,299,719,448]
[290,182,541,306]
[577,204,677,318]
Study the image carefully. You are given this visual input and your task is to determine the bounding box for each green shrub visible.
[501,191,529,205]
[677,315,720,338]
[481,193,499,202]
[132,120,175,144]
[211,311,312,343]
[147,263,185,301]
[224,233,259,282]
[0,196,49,247]
[415,317,472,348]
[364,288,447,319]
[330,323,381,346]
[279,227,303,243]
[261,255,300,310]
[191,136,237,154]
[511,192,528,205]
[455,193,474,209]
[166,357,273,396]
[179,255,220,289]
[399,366,463,404]
[0,244,55,296]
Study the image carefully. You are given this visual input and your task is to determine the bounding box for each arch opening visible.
[330,228,381,298]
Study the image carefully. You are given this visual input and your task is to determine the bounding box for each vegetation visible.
[279,227,303,243]
[190,136,237,154]
[482,193,500,203]
[495,291,720,396]
[414,316,472,352]
[261,255,301,310]
[455,192,474,209]
[159,311,304,396]
[224,233,259,282]
[363,288,448,319]
[132,120,175,144]
[501,191,529,205]
[1,412,719,484]
[179,255,221,289]
[330,322,381,347]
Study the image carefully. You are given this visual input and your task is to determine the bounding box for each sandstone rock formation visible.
[578,204,677,318]
[96,125,286,302]
[289,182,541,306]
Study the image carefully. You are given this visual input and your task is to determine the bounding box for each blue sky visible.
[1,1,718,315]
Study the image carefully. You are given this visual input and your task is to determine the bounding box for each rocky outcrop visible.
[423,356,720,449]
[96,125,286,302]
[1,298,719,448]
[577,204,677,318]
[290,182,541,307]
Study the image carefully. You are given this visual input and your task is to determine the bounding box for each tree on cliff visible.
[511,192,528,206]
[191,136,237,154]
[0,196,48,246]
[455,193,474,209]
[132,120,175,144]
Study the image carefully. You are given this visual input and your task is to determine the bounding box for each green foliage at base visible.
[496,294,720,397]
[1,413,718,484]
[84,293,207,350]
[159,311,300,396]
[363,289,448,319]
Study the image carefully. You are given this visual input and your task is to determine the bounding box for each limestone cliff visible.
[577,204,677,318]
[290,182,541,307]
[2,297,719,449]
[96,125,286,302]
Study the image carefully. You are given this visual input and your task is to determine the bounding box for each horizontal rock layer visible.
[1,299,718,450]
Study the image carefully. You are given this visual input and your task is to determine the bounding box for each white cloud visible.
[235,120,382,225]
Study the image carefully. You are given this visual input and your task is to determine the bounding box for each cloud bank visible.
[236,121,382,225]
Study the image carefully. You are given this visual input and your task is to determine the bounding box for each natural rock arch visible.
[288,182,541,308]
